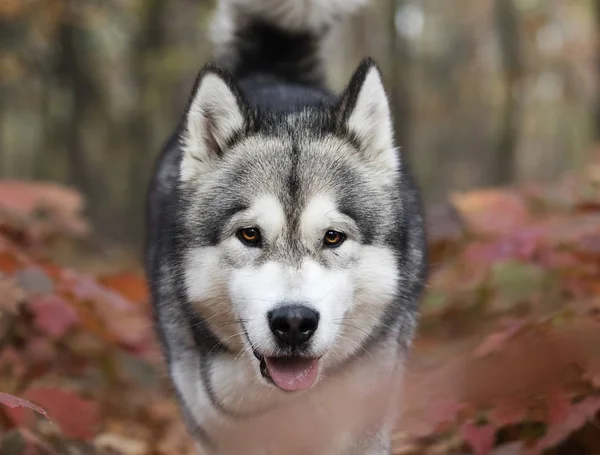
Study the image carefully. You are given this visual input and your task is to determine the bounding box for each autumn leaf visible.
[451,189,530,238]
[0,181,85,226]
[59,271,152,352]
[460,421,496,455]
[0,392,49,420]
[426,400,470,432]
[0,277,26,314]
[528,396,600,453]
[6,388,98,440]
[473,320,528,359]
[545,388,571,425]
[487,398,528,427]
[0,180,89,248]
[0,243,27,275]
[490,260,548,306]
[98,272,149,304]
[28,295,79,338]
[23,337,56,368]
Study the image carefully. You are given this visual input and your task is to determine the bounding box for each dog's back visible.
[145,1,427,454]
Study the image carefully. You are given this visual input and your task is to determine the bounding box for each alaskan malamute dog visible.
[144,0,427,453]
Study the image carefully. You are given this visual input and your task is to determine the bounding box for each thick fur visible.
[144,1,427,454]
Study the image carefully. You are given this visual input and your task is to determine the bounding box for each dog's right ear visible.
[180,65,248,182]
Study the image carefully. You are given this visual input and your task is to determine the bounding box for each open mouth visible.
[255,352,320,392]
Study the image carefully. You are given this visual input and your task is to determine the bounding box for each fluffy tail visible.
[210,0,369,88]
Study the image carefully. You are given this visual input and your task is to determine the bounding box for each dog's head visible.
[176,58,426,392]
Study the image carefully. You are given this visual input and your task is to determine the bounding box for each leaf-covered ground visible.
[1,154,600,455]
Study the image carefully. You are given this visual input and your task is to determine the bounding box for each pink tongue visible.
[265,357,319,391]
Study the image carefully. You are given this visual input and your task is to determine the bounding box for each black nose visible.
[268,305,319,348]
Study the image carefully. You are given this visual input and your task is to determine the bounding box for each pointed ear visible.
[336,58,399,172]
[180,65,247,182]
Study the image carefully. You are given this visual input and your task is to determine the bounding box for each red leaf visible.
[0,249,22,274]
[473,321,528,359]
[8,388,99,440]
[460,421,496,455]
[488,399,528,427]
[23,337,56,367]
[451,189,530,238]
[0,392,48,419]
[426,400,468,428]
[98,272,149,304]
[546,388,570,425]
[61,271,151,351]
[29,295,79,338]
[530,396,600,452]
[0,180,88,236]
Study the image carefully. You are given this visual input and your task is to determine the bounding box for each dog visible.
[144,0,428,453]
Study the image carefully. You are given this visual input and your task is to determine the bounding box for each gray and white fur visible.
[144,0,428,453]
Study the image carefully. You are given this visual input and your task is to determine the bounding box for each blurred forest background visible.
[1,0,597,251]
[3,1,600,454]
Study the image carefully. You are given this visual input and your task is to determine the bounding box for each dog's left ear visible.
[336,58,399,172]
[180,64,248,182]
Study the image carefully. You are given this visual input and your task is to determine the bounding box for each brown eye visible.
[323,230,346,248]
[237,227,262,247]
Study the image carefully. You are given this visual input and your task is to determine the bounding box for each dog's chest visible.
[204,360,402,455]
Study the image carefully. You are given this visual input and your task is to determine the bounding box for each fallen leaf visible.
[460,421,496,455]
[0,249,23,274]
[6,388,98,440]
[98,272,149,304]
[546,388,571,425]
[29,295,79,338]
[451,189,530,238]
[0,277,26,313]
[23,337,56,367]
[0,181,88,235]
[489,442,524,455]
[426,400,469,429]
[473,320,528,359]
[490,260,548,306]
[0,392,49,419]
[488,399,528,427]
[529,396,600,453]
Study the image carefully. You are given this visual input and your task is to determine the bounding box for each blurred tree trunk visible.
[390,0,412,156]
[594,0,600,141]
[493,0,523,185]
[363,0,412,155]
[56,18,101,200]
[126,0,168,250]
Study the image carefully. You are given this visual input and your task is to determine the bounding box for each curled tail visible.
[210,0,369,88]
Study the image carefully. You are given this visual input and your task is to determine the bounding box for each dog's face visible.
[177,60,422,392]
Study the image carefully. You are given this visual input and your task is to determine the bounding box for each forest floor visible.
[1,152,600,455]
